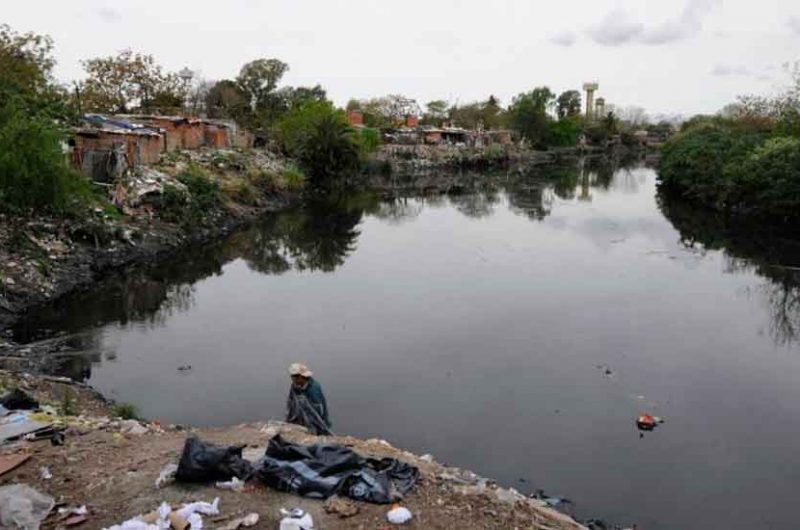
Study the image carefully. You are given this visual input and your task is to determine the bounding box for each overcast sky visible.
[5,0,800,116]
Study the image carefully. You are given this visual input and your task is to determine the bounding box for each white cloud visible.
[549,31,577,47]
[712,64,771,82]
[587,11,643,46]
[789,17,800,35]
[96,7,121,22]
[588,0,719,46]
[712,64,751,76]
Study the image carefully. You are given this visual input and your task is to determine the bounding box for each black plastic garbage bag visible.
[254,434,419,504]
[175,435,253,483]
[0,389,39,410]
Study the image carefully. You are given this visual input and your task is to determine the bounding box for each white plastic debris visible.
[155,463,178,488]
[386,506,413,525]
[176,497,220,520]
[39,467,52,480]
[58,505,88,517]
[120,420,148,435]
[279,508,314,530]
[0,484,55,530]
[219,513,259,530]
[215,477,245,492]
[104,499,217,530]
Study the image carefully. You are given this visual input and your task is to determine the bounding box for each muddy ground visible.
[0,372,586,530]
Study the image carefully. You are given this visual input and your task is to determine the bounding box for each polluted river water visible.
[12,162,800,530]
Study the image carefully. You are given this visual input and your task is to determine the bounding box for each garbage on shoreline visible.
[172,433,420,505]
[0,483,54,530]
[386,504,413,524]
[103,498,220,530]
[279,508,314,530]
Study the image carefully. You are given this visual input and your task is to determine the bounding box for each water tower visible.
[583,82,599,121]
[595,97,606,120]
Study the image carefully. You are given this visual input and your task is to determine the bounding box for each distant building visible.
[347,110,364,126]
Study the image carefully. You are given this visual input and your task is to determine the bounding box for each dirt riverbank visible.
[0,148,301,333]
[0,371,589,530]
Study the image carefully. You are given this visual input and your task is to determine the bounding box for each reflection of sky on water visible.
[15,163,800,530]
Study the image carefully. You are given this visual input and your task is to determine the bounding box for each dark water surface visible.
[14,163,800,529]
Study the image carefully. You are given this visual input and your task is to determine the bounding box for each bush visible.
[112,402,140,420]
[658,123,767,206]
[725,136,800,216]
[281,164,306,191]
[0,97,92,214]
[177,166,222,212]
[357,127,381,155]
[275,100,362,189]
[548,118,582,147]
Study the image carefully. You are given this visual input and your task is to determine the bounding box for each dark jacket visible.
[286,378,331,432]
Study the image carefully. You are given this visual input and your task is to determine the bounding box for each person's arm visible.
[319,387,330,426]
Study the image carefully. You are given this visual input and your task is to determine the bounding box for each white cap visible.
[288,363,313,377]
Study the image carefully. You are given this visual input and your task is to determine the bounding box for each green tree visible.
[275,101,362,188]
[81,50,180,113]
[236,58,289,110]
[206,79,249,120]
[423,100,449,126]
[508,87,555,148]
[0,24,67,118]
[0,25,90,213]
[556,90,582,120]
[548,117,582,146]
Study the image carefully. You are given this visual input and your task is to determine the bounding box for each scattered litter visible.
[0,483,55,530]
[636,413,664,432]
[218,513,258,530]
[110,501,171,530]
[0,452,31,477]
[215,477,245,492]
[155,463,179,489]
[279,508,314,530]
[254,434,418,504]
[532,489,573,509]
[419,453,434,463]
[0,411,52,443]
[177,365,192,372]
[0,389,40,410]
[176,436,252,483]
[386,505,413,525]
[323,496,359,518]
[176,497,220,520]
[120,420,149,436]
[58,505,89,517]
[39,466,52,480]
[65,514,89,527]
[106,499,218,530]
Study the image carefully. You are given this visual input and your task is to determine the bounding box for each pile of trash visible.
[168,433,419,505]
[113,167,188,209]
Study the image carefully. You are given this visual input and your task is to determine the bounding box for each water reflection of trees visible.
[659,193,800,345]
[448,184,501,218]
[235,197,368,274]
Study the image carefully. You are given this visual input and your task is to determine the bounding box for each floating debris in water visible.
[636,413,664,432]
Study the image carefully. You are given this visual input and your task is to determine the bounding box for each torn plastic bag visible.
[0,483,55,530]
[254,434,419,504]
[0,389,39,411]
[175,435,253,483]
[286,393,332,436]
